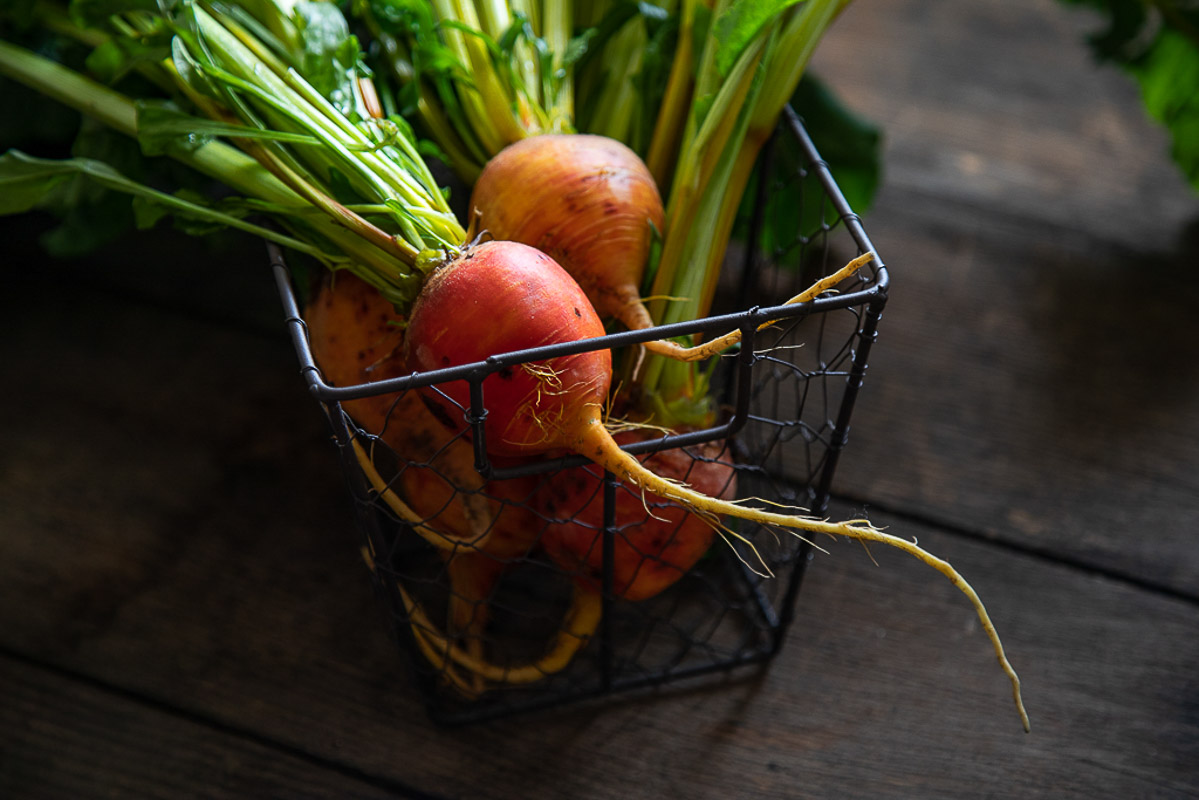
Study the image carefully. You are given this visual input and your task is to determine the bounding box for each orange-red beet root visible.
[469,134,664,333]
[404,239,612,459]
[537,432,736,601]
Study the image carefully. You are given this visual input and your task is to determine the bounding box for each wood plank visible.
[0,654,418,800]
[805,0,1199,594]
[822,194,1199,593]
[1,283,1195,797]
[811,0,1197,248]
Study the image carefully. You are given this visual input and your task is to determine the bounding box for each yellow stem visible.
[653,252,877,363]
[570,415,1029,732]
[242,141,420,264]
[646,0,696,188]
[398,582,602,684]
[648,37,768,326]
[696,127,773,317]
[351,438,493,551]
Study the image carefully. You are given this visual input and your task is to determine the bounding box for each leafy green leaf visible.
[84,41,132,84]
[169,34,220,99]
[562,28,596,68]
[132,187,259,235]
[135,100,214,155]
[1132,27,1199,191]
[0,153,82,215]
[712,0,802,78]
[49,120,152,255]
[0,149,318,256]
[573,1,678,150]
[572,1,668,74]
[0,118,148,255]
[365,0,476,95]
[366,0,438,36]
[0,149,213,227]
[291,1,363,115]
[132,186,206,228]
[1056,0,1199,191]
[76,13,173,85]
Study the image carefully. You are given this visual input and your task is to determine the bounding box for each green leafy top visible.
[712,0,802,77]
[1058,0,1199,191]
[358,0,581,181]
[571,1,678,156]
[0,0,468,309]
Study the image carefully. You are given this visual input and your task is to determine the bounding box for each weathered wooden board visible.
[819,190,1199,595]
[1,283,1195,798]
[812,0,1197,248]
[0,654,418,800]
[807,0,1199,595]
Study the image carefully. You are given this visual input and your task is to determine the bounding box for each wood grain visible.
[811,0,1197,247]
[809,0,1199,596]
[0,654,417,800]
[1,284,1196,797]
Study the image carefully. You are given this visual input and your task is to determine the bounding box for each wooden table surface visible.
[3,0,1198,797]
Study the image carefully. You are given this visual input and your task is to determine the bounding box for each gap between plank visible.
[829,491,1199,607]
[0,645,446,800]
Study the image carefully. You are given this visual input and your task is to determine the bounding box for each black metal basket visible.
[271,109,889,725]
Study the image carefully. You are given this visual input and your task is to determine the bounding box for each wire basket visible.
[271,109,890,725]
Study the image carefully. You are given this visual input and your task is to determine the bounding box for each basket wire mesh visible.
[272,108,889,725]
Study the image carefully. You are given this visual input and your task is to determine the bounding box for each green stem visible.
[183,5,465,254]
[0,39,423,306]
[0,39,137,137]
[541,0,573,128]
[646,22,771,328]
[371,26,489,181]
[646,0,696,188]
[588,19,646,144]
[430,0,520,153]
[750,0,846,135]
[639,0,851,416]
[192,7,405,205]
[195,4,455,240]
